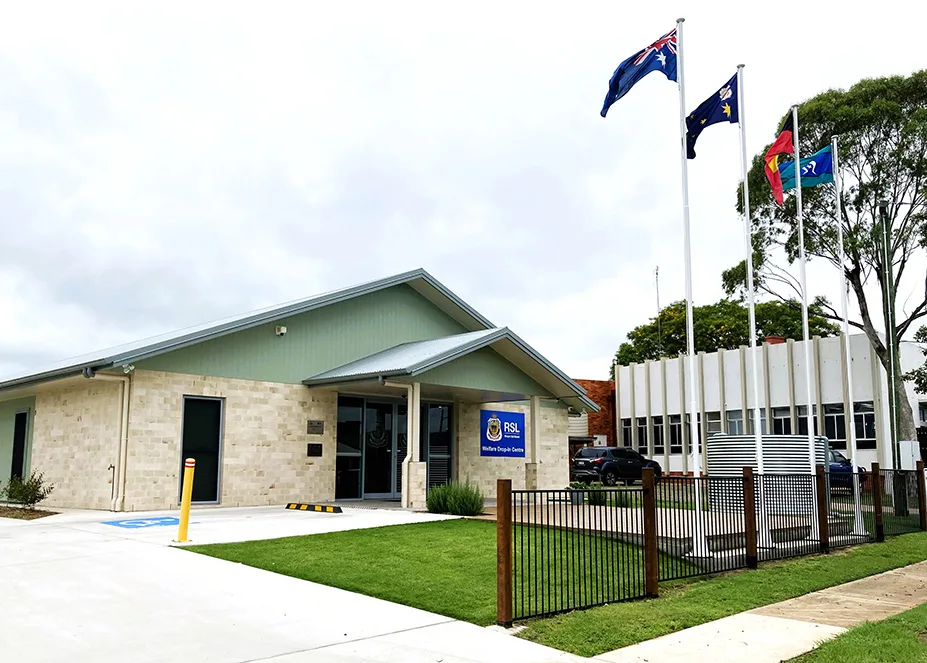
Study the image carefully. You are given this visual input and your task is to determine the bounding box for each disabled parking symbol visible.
[101,517,181,529]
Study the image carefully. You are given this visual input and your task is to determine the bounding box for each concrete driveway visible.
[1,507,582,663]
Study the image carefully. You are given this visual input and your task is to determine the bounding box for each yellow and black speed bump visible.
[286,503,342,514]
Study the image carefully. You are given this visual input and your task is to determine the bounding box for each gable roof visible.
[0,269,493,393]
[303,328,599,412]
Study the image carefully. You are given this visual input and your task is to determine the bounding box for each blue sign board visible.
[101,516,180,529]
[480,410,526,457]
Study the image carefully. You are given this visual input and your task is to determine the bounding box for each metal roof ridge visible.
[0,269,494,393]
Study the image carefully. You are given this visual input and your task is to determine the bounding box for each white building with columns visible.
[615,334,927,473]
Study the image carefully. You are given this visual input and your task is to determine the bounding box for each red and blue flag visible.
[600,28,677,117]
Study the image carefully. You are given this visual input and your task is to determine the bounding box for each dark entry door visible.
[364,402,394,497]
[10,411,27,480]
[181,397,223,502]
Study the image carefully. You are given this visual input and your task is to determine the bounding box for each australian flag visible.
[600,28,678,117]
[685,73,739,159]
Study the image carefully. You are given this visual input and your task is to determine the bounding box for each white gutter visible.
[88,373,131,511]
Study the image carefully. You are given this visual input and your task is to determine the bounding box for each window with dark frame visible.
[669,414,683,454]
[652,417,665,455]
[772,407,792,435]
[636,417,648,455]
[854,401,877,450]
[823,403,847,449]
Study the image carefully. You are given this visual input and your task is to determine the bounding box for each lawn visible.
[188,519,500,624]
[187,521,927,658]
[788,602,927,662]
[520,531,927,656]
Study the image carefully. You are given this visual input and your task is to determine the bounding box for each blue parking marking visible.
[101,517,180,529]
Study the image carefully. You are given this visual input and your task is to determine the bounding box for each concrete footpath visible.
[0,506,582,663]
[594,560,927,663]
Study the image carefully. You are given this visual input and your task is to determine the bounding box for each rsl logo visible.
[486,413,503,442]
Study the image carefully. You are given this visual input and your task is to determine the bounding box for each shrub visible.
[4,471,54,510]
[426,482,484,516]
[586,481,608,506]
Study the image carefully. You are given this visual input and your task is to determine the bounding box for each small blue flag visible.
[601,28,678,117]
[685,74,738,159]
[779,145,834,190]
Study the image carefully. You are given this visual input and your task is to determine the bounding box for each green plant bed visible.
[427,482,484,516]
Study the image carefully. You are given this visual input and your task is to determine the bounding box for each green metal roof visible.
[304,328,599,412]
[0,269,493,393]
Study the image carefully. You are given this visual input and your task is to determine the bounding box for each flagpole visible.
[676,17,710,557]
[832,134,866,536]
[737,64,773,547]
[792,105,820,539]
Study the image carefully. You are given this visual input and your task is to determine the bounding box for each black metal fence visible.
[496,461,927,625]
[508,486,647,620]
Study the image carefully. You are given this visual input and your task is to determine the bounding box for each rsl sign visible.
[480,410,525,458]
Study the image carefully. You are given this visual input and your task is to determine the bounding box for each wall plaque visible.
[307,420,324,435]
[306,443,323,457]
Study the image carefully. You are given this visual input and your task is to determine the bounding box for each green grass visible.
[788,602,927,662]
[520,531,927,657]
[187,519,500,625]
[186,521,927,659]
[187,519,662,626]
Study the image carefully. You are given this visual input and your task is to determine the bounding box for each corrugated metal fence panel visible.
[706,435,828,514]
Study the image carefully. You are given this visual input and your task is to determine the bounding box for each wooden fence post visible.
[743,467,758,569]
[496,479,513,626]
[815,464,829,553]
[872,462,885,542]
[917,460,927,531]
[642,468,659,597]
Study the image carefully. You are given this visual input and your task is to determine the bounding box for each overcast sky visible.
[1,2,924,382]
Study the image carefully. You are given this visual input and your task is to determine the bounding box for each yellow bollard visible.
[176,458,195,543]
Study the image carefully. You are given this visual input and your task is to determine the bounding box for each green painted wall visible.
[137,285,470,384]
[418,348,553,397]
[0,396,35,488]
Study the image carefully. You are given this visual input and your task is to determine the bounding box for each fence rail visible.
[496,461,927,625]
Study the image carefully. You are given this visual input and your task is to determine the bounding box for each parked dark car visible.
[570,446,663,486]
[828,449,866,489]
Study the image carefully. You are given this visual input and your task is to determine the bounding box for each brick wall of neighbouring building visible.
[575,379,615,446]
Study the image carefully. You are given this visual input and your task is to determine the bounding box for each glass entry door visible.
[364,401,400,499]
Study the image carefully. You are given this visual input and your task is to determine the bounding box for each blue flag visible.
[779,145,834,190]
[601,28,678,117]
[685,74,738,159]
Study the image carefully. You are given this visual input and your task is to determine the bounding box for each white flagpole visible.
[792,105,821,539]
[676,17,710,557]
[832,135,866,536]
[737,64,773,547]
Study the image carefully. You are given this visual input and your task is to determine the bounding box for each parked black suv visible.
[570,446,663,486]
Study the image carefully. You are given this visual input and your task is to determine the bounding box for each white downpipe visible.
[89,373,131,512]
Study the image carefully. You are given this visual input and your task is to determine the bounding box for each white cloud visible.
[0,1,924,380]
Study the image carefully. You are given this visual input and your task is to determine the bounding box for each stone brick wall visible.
[32,379,122,510]
[575,379,615,445]
[455,402,569,497]
[123,370,337,511]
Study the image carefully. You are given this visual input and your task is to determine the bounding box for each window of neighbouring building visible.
[772,407,792,435]
[854,401,877,450]
[705,411,723,436]
[919,402,927,425]
[823,404,847,449]
[621,418,632,447]
[669,414,683,454]
[797,405,819,436]
[652,417,665,455]
[746,409,768,434]
[636,417,648,454]
[725,410,744,435]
